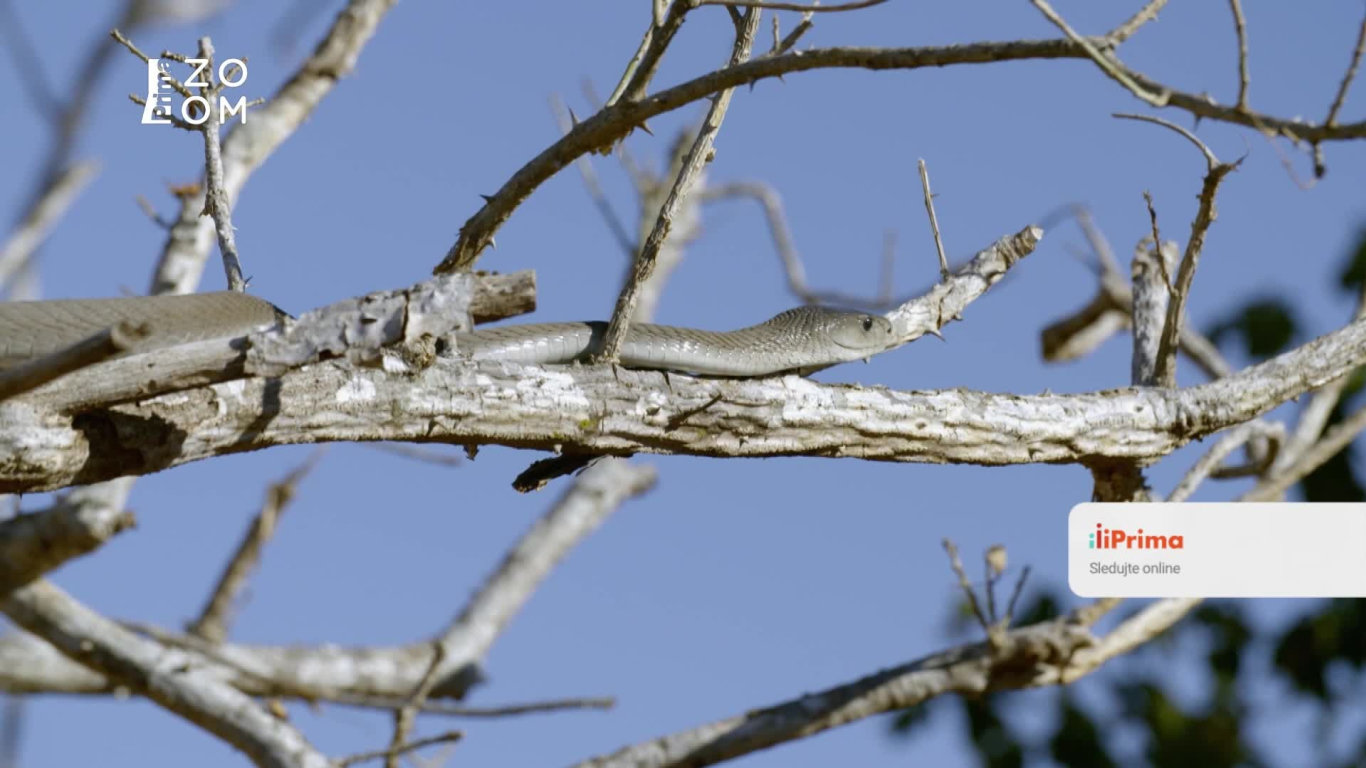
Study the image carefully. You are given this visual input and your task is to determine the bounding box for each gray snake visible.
[0,292,898,377]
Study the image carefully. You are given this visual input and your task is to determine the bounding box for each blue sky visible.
[2,1,1366,766]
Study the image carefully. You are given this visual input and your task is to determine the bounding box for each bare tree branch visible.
[336,730,462,768]
[1114,114,1240,387]
[381,459,657,757]
[436,32,1366,272]
[567,598,1188,768]
[1167,419,1283,502]
[2,581,330,768]
[186,449,324,644]
[1107,0,1169,45]
[917,159,950,281]
[1030,0,1168,107]
[0,163,99,292]
[1325,4,1366,128]
[147,0,398,295]
[1227,0,1250,110]
[193,36,248,292]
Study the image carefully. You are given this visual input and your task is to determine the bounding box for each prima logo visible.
[1087,523,1184,550]
[142,57,251,126]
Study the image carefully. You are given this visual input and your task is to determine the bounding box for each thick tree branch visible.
[438,26,1366,272]
[567,596,1192,768]
[4,300,1365,493]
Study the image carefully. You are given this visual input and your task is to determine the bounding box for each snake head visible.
[826,311,897,354]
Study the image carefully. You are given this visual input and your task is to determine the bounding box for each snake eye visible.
[861,316,874,331]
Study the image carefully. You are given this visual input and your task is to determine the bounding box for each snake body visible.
[0,293,898,377]
[0,292,287,370]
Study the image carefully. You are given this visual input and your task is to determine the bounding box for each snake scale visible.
[0,292,899,377]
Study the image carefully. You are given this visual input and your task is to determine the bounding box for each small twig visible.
[941,539,991,633]
[337,730,463,768]
[0,322,148,402]
[109,27,150,62]
[1227,0,1250,110]
[608,0,694,107]
[1031,0,1169,107]
[386,646,447,768]
[1002,565,1031,626]
[1140,192,1172,285]
[593,9,761,364]
[186,449,325,644]
[127,93,198,131]
[1114,112,1218,169]
[194,37,248,293]
[696,0,885,11]
[1325,4,1366,127]
[917,159,950,281]
[134,195,175,230]
[1107,0,1169,44]
[329,693,616,718]
[110,29,194,99]
[768,8,815,56]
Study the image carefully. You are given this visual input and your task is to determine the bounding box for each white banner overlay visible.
[1069,503,1366,598]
